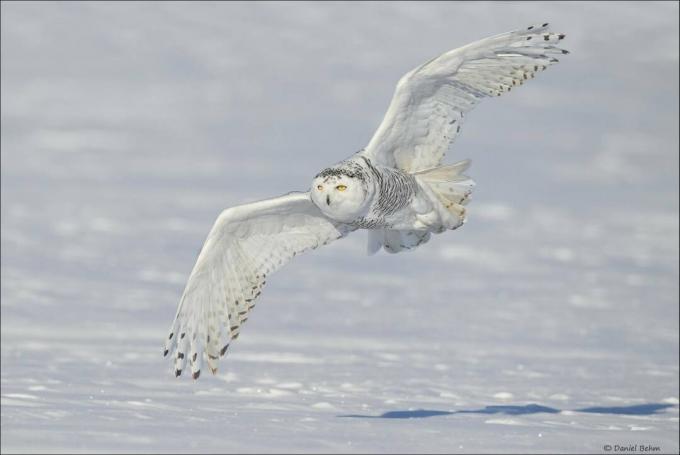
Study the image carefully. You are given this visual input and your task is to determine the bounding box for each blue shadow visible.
[342,410,455,419]
[338,403,675,419]
[456,404,561,415]
[578,403,674,415]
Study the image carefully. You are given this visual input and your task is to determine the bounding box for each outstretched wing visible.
[163,191,354,379]
[360,23,568,172]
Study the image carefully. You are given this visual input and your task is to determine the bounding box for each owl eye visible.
[336,185,347,192]
[317,185,324,191]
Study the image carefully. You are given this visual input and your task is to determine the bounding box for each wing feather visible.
[360,23,568,172]
[164,191,354,378]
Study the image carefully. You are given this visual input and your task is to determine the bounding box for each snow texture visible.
[1,2,678,453]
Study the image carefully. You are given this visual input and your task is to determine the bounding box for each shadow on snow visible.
[338,403,676,419]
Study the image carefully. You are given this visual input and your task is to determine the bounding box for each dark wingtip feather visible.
[192,370,201,380]
[163,349,169,357]
[175,369,182,377]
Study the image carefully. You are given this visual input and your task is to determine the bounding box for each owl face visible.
[311,173,371,223]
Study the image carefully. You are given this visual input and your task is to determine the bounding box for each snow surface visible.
[1,2,678,453]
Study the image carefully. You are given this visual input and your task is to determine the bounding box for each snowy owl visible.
[164,23,568,379]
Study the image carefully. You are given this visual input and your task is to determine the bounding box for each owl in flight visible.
[164,23,568,379]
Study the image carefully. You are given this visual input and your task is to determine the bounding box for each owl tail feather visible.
[415,159,475,207]
[415,159,475,228]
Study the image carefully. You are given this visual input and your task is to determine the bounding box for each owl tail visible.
[415,159,475,207]
[415,159,475,229]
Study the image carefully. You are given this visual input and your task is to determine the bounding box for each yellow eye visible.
[336,185,347,191]
[317,185,323,191]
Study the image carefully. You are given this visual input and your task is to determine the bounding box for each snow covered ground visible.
[1,2,678,453]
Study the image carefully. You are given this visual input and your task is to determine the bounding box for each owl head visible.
[311,166,373,223]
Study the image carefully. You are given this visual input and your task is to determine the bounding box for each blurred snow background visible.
[1,1,678,453]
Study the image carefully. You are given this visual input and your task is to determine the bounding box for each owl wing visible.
[163,191,354,379]
[359,23,568,172]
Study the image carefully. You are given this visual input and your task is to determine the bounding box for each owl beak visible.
[326,195,331,206]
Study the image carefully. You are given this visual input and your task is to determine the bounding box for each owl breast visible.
[350,166,420,229]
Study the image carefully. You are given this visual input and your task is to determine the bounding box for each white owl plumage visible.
[164,23,568,379]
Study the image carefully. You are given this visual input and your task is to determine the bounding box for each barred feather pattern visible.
[163,192,354,379]
[350,158,418,229]
[360,22,568,172]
